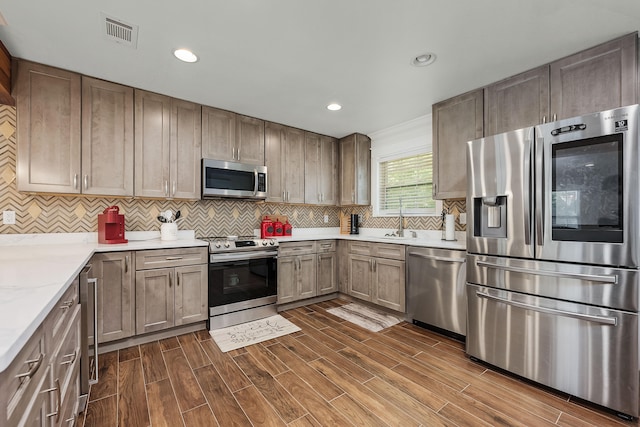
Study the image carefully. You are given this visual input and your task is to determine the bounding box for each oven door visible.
[208,251,277,308]
[535,104,640,267]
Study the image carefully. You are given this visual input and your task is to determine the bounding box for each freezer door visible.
[467,283,639,417]
[466,127,534,258]
[535,104,640,267]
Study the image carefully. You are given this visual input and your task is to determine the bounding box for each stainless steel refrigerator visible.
[466,104,640,419]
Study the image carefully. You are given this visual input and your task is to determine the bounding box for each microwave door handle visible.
[253,169,258,196]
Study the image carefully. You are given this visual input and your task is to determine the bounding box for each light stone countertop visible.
[0,227,465,372]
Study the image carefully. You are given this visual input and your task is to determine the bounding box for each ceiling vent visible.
[101,13,138,48]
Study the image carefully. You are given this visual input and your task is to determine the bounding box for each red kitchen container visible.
[273,219,284,236]
[261,218,274,238]
[284,221,292,236]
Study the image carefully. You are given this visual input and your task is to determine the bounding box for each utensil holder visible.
[161,223,178,241]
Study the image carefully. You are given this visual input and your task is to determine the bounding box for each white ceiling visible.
[0,0,639,138]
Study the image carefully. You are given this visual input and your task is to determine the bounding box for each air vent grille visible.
[101,13,138,48]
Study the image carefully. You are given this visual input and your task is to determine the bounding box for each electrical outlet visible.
[459,212,467,225]
[323,215,329,223]
[3,210,16,225]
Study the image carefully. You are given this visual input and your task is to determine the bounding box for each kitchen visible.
[0,0,637,426]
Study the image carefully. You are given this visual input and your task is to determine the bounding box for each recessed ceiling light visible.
[411,53,436,67]
[174,48,198,63]
[327,103,342,111]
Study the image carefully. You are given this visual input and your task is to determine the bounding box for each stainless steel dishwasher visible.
[407,246,467,337]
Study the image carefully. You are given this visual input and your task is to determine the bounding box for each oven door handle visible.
[476,290,618,326]
[476,260,618,284]
[210,251,278,263]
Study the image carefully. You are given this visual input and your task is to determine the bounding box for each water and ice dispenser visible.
[473,196,507,238]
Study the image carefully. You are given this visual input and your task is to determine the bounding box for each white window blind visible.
[378,152,435,215]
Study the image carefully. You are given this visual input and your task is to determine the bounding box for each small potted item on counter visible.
[284,221,292,236]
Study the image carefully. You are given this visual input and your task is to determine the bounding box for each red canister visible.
[261,218,274,238]
[273,219,284,236]
[284,221,292,236]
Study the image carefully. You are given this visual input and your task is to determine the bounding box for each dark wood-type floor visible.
[79,299,638,427]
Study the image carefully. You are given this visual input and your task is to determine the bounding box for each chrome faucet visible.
[397,198,404,237]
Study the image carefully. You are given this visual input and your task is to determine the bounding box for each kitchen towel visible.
[210,315,301,352]
[327,302,403,332]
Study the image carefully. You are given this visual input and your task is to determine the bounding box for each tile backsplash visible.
[0,105,465,236]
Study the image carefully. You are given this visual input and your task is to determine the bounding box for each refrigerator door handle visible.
[476,290,618,326]
[535,135,545,248]
[476,260,618,284]
[523,138,532,246]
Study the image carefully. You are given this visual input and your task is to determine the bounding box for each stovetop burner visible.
[199,235,279,253]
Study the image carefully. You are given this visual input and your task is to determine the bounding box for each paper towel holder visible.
[441,209,457,241]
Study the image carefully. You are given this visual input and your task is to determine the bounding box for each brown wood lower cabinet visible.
[135,248,208,335]
[346,242,406,313]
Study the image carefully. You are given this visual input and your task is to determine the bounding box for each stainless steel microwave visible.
[202,159,267,199]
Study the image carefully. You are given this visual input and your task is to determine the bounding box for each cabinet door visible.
[432,89,483,199]
[134,90,171,198]
[15,60,81,193]
[337,241,349,293]
[298,254,317,300]
[136,268,175,334]
[283,127,305,203]
[265,122,284,202]
[174,264,208,325]
[170,99,201,199]
[201,106,236,161]
[320,135,338,205]
[354,134,371,205]
[236,114,265,165]
[304,132,321,204]
[550,33,637,120]
[81,77,134,196]
[484,65,550,135]
[339,135,356,205]
[277,256,297,304]
[348,254,372,301]
[90,252,134,343]
[317,252,337,295]
[373,258,406,313]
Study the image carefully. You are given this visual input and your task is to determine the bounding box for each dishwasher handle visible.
[476,290,618,326]
[410,253,466,263]
[476,260,618,284]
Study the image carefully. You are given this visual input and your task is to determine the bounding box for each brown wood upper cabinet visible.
[432,89,483,200]
[265,122,305,203]
[15,60,82,193]
[485,32,638,135]
[339,133,371,206]
[201,106,265,165]
[304,132,337,205]
[134,89,201,199]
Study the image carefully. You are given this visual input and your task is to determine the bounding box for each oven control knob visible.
[269,239,275,245]
[214,241,221,248]
[262,240,268,246]
[224,241,230,248]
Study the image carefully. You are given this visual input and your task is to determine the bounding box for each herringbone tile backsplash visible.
[0,106,465,236]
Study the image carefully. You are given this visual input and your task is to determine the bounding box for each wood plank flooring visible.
[79,299,638,427]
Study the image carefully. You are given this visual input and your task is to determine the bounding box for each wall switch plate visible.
[3,210,16,225]
[323,215,329,223]
[459,212,467,225]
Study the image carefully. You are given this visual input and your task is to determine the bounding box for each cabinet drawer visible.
[47,279,79,347]
[316,240,336,253]
[2,326,46,423]
[279,241,316,256]
[50,306,80,400]
[374,243,405,261]
[348,241,373,256]
[135,247,207,270]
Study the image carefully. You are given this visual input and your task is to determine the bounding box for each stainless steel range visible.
[202,236,279,329]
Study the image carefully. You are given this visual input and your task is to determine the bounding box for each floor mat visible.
[210,314,301,352]
[327,302,403,332]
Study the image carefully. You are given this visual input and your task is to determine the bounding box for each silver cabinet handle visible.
[542,115,547,124]
[286,191,290,202]
[164,180,169,196]
[553,113,557,121]
[84,174,89,190]
[476,260,618,284]
[15,353,44,379]
[373,259,377,272]
[61,349,78,366]
[125,255,129,273]
[73,174,79,190]
[43,378,61,422]
[352,192,355,203]
[88,277,99,385]
[177,272,180,287]
[172,181,177,197]
[59,299,75,310]
[232,147,236,160]
[476,290,617,325]
[237,147,241,160]
[165,256,183,261]
[283,191,286,201]
[410,253,466,263]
